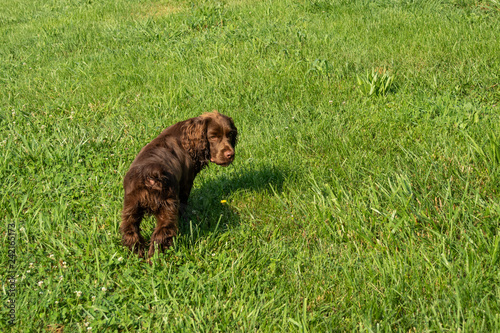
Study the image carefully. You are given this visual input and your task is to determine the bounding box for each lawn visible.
[1,0,500,331]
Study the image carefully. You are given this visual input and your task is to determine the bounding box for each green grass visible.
[1,0,500,331]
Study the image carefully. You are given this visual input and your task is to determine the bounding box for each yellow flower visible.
[220,200,227,204]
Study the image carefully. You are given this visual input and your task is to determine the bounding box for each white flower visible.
[118,257,123,262]
[92,296,96,301]
[38,281,43,287]
[29,263,34,268]
[76,291,82,297]
[49,254,55,259]
[101,287,107,292]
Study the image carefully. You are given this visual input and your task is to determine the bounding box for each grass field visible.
[1,0,500,331]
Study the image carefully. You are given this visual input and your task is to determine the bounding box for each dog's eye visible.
[209,135,218,141]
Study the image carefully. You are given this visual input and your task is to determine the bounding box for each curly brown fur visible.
[120,111,238,258]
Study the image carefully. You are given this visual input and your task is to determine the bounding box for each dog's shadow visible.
[178,164,287,239]
[120,164,287,256]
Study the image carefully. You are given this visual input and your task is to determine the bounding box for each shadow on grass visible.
[115,164,288,257]
[180,164,288,235]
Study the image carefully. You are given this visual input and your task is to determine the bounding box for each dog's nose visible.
[225,150,234,160]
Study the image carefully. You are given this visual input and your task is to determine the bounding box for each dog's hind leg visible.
[120,197,146,257]
[148,197,179,258]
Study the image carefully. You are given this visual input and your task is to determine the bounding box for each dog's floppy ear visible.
[181,117,210,162]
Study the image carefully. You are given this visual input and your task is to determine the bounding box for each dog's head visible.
[182,111,238,167]
[200,111,238,166]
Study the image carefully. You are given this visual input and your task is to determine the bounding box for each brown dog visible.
[120,111,238,258]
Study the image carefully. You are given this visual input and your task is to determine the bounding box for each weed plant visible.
[1,0,500,331]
